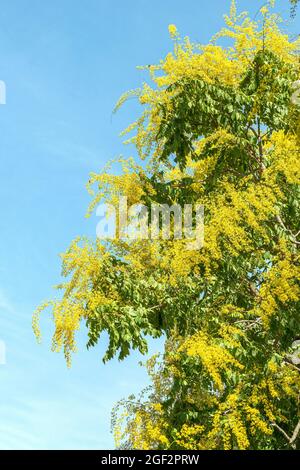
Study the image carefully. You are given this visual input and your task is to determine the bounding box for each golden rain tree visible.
[34,2,300,450]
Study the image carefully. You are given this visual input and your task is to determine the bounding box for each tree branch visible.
[275,215,300,246]
[271,419,300,449]
[284,360,300,373]
[290,420,300,445]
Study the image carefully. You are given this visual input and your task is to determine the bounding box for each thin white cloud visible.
[0,290,15,314]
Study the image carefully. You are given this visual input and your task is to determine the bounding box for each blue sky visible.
[0,0,298,450]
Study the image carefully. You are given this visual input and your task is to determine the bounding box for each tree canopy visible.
[34,2,300,450]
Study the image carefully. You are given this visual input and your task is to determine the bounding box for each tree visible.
[34,2,300,449]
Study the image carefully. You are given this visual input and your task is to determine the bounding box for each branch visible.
[234,318,262,330]
[290,420,300,445]
[284,360,300,373]
[271,419,300,449]
[275,215,300,246]
[271,422,291,443]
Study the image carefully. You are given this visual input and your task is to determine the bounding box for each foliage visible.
[34,2,300,449]
[290,0,299,17]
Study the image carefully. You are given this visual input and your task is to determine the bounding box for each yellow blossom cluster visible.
[33,238,115,365]
[174,424,205,450]
[256,241,300,324]
[123,405,170,450]
[179,331,244,390]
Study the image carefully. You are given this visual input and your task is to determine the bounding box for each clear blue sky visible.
[0,0,298,450]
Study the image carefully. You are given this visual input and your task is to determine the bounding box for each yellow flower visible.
[260,6,268,16]
[168,24,178,38]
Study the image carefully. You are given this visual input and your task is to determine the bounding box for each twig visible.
[271,422,291,443]
[276,215,300,246]
[284,359,300,373]
[290,420,300,445]
[271,419,300,449]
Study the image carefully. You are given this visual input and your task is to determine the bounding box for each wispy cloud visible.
[0,289,15,314]
[0,288,155,449]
